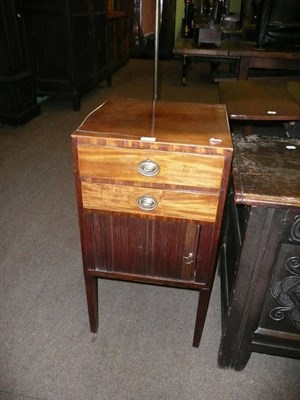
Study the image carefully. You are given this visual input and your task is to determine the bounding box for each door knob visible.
[183,252,194,265]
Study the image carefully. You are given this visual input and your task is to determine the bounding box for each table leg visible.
[84,275,99,333]
[193,288,210,347]
[107,74,112,87]
[182,55,190,86]
[72,95,81,111]
[243,123,252,135]
[209,62,221,82]
[237,57,250,80]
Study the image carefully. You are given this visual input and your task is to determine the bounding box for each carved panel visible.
[258,242,300,334]
[282,212,300,244]
[289,215,300,243]
[269,256,300,330]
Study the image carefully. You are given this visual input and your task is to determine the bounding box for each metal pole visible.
[153,0,160,102]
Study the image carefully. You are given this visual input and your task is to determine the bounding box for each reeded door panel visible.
[82,212,202,283]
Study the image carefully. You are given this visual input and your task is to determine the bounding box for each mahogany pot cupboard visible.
[72,97,233,347]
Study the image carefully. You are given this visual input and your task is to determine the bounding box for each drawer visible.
[77,146,224,190]
[81,181,219,222]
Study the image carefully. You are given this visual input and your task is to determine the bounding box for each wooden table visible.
[219,80,300,133]
[72,98,233,348]
[173,39,300,84]
[230,41,300,80]
[173,38,237,85]
[218,134,300,370]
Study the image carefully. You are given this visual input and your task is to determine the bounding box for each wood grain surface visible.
[219,81,300,121]
[74,98,232,151]
[232,134,300,207]
[77,145,224,190]
[81,181,219,222]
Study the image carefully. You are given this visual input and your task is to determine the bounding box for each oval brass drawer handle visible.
[136,195,158,211]
[137,159,160,177]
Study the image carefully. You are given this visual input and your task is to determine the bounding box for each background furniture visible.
[255,0,300,49]
[173,38,238,84]
[111,0,135,54]
[0,0,40,125]
[219,81,300,121]
[108,11,129,73]
[130,0,176,59]
[72,97,233,347]
[21,0,111,111]
[173,38,300,84]
[219,80,300,134]
[218,134,300,370]
[229,40,300,80]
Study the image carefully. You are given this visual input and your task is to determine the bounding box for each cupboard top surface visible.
[73,98,233,152]
[232,134,300,208]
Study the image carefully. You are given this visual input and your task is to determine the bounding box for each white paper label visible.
[140,137,156,142]
[210,137,223,145]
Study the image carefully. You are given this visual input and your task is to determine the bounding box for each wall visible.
[229,0,242,13]
[175,0,184,41]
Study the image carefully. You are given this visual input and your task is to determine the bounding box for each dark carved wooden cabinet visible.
[72,98,233,347]
[218,135,300,370]
[21,0,111,111]
[0,0,40,125]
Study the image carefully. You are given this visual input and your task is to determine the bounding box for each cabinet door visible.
[0,0,26,74]
[82,212,202,283]
[70,0,89,13]
[70,0,95,91]
[91,0,106,13]
[22,2,70,82]
[72,15,97,90]
[93,12,109,78]
[0,0,40,125]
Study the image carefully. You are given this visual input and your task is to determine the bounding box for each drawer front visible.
[77,146,224,190]
[81,181,219,222]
